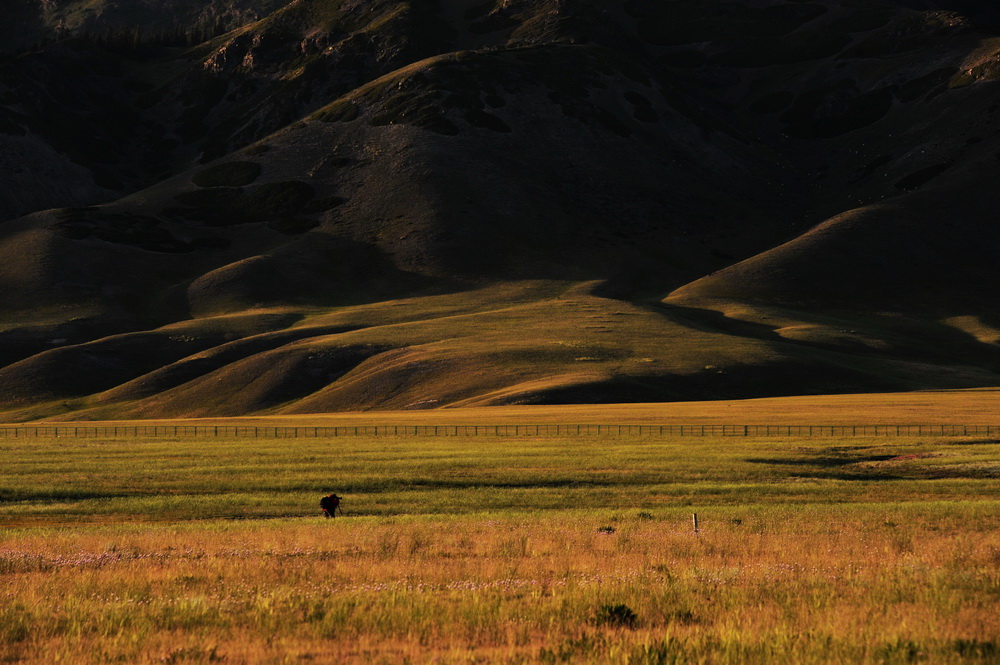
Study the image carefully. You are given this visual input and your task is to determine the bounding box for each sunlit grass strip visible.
[12,387,1000,428]
[2,510,999,664]
[2,433,1000,525]
[3,433,1000,525]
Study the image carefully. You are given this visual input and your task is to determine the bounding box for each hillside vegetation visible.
[3,0,1000,418]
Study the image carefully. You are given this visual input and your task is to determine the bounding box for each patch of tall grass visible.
[1,430,997,662]
[2,509,998,663]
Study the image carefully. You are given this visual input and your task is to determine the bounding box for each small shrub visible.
[877,639,923,662]
[666,608,697,624]
[953,639,997,658]
[595,603,637,629]
[596,525,616,534]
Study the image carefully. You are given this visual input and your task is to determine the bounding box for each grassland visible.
[2,402,999,663]
[34,384,1000,428]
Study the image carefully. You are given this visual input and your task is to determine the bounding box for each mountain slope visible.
[2,0,1000,419]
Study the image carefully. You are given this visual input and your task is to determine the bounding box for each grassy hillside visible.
[12,386,1000,427]
[5,283,1000,421]
[2,1,1000,416]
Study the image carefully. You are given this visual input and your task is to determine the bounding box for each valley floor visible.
[2,397,999,663]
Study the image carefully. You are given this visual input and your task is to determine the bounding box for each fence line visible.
[0,424,998,439]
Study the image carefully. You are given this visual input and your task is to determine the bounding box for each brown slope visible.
[0,0,462,223]
[29,283,999,422]
[667,190,1000,312]
[655,0,1000,384]
[91,322,363,404]
[0,311,306,407]
[663,174,1000,386]
[0,40,794,323]
[6,0,1000,419]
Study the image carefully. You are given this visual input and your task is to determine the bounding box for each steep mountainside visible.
[3,0,1000,419]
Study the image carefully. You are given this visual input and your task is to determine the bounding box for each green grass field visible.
[2,406,999,663]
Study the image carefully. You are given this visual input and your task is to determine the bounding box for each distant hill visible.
[3,0,1000,420]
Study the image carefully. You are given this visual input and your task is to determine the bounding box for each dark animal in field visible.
[320,493,342,518]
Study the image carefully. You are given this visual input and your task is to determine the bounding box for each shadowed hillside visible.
[2,0,1000,419]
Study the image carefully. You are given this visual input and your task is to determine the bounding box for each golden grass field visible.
[2,395,999,664]
[22,384,1000,428]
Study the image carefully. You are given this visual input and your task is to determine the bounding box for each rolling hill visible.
[2,0,1000,420]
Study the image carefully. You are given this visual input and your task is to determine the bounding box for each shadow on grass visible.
[352,478,636,491]
[0,489,141,502]
[746,455,904,481]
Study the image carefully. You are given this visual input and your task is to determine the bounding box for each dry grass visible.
[2,509,998,664]
[1,418,998,663]
[22,385,1000,427]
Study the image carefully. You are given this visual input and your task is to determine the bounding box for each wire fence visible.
[0,424,998,439]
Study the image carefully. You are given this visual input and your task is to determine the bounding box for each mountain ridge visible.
[3,0,1000,420]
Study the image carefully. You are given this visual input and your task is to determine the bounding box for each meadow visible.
[1,406,999,663]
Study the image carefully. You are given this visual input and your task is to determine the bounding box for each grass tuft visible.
[594,604,637,629]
